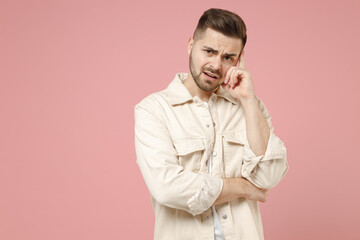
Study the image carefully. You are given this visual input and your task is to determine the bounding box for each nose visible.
[210,55,222,70]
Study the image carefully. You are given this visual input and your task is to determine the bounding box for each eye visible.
[224,56,233,62]
[205,49,212,54]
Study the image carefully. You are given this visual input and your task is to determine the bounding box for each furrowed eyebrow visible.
[203,46,237,57]
[203,46,218,53]
[225,53,237,58]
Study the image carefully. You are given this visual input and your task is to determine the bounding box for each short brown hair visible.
[193,8,247,47]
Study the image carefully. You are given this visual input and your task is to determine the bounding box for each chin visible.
[201,81,220,92]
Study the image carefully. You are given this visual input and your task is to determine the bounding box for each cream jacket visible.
[135,73,289,240]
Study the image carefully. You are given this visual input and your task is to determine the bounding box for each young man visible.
[135,8,288,240]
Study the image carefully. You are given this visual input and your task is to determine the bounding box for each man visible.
[135,8,288,240]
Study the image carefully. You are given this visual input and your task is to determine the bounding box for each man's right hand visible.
[212,177,268,206]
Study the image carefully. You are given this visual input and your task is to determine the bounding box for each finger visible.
[226,67,235,85]
[231,70,238,88]
[231,69,238,88]
[221,82,230,90]
[232,70,244,88]
[238,49,246,69]
[236,53,241,67]
[224,67,234,84]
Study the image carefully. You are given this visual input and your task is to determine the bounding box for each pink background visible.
[1,0,359,239]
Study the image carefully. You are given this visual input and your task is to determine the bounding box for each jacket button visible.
[222,214,227,219]
[206,124,210,128]
[213,122,216,127]
[213,152,217,157]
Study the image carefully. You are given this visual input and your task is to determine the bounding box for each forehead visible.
[196,28,242,54]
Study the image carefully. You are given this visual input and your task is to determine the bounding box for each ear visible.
[187,37,194,55]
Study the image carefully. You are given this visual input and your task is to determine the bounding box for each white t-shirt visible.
[204,102,226,240]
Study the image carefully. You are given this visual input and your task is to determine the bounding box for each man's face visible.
[188,28,243,92]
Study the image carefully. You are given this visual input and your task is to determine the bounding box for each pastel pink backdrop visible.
[1,0,359,239]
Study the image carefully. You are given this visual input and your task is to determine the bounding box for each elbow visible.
[266,160,289,189]
[153,194,167,206]
[150,185,188,212]
[247,158,289,190]
[152,190,199,215]
[150,186,173,206]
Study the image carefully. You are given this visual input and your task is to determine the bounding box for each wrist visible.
[234,178,247,199]
[239,95,258,110]
[223,178,245,199]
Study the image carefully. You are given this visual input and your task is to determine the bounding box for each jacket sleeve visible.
[241,98,289,189]
[134,102,223,216]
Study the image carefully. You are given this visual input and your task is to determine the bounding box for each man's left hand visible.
[222,50,256,102]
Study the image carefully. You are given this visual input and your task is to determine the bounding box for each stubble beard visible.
[189,53,222,92]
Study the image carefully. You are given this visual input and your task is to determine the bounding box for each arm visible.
[242,97,270,156]
[223,50,289,189]
[240,98,288,189]
[224,50,269,157]
[212,177,268,206]
[135,100,223,216]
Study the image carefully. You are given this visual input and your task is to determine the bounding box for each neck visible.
[183,72,217,102]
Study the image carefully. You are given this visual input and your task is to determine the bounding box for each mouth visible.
[203,71,218,79]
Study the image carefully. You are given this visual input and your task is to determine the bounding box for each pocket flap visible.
[173,138,205,156]
[223,131,246,145]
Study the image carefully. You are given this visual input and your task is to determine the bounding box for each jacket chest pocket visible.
[222,131,246,178]
[173,138,205,173]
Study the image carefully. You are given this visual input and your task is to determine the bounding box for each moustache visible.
[202,67,222,78]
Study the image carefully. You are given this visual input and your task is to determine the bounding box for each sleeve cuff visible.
[241,131,286,178]
[187,173,223,216]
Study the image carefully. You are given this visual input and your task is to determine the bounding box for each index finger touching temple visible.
[238,50,245,69]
